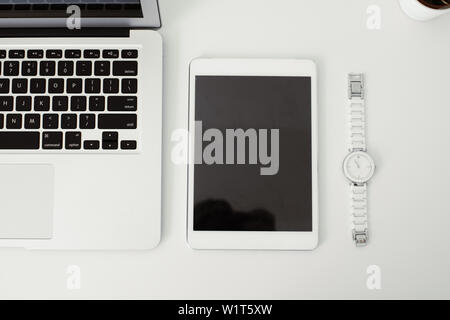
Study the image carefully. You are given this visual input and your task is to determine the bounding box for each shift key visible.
[98,114,137,129]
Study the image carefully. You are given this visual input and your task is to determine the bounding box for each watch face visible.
[343,151,375,184]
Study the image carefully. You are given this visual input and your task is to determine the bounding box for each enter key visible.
[108,96,137,111]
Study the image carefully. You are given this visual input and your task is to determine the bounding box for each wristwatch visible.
[343,73,376,247]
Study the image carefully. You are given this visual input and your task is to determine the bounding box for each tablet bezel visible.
[187,58,318,250]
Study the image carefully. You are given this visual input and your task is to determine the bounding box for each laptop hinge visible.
[0,28,130,38]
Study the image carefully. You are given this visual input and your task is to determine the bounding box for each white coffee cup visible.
[399,0,450,21]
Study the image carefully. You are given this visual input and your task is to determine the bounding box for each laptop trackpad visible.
[0,165,54,239]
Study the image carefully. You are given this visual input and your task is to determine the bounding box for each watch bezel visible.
[343,151,376,184]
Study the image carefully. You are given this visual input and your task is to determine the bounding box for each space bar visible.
[0,132,40,149]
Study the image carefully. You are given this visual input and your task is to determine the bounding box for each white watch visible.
[343,74,376,247]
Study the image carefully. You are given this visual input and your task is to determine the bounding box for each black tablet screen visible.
[194,76,312,232]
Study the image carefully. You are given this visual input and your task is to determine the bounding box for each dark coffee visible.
[419,0,450,9]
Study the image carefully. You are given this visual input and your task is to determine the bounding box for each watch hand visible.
[354,160,360,169]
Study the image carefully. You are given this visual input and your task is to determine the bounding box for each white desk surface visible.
[1,0,450,299]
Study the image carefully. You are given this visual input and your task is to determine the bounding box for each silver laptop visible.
[0,1,162,250]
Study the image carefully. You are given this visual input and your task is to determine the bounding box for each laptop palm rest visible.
[0,165,54,240]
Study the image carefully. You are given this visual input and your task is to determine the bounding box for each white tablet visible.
[187,59,318,250]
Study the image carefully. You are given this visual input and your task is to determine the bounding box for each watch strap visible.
[351,183,368,246]
[348,74,366,152]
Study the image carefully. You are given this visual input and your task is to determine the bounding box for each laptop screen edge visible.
[0,0,161,29]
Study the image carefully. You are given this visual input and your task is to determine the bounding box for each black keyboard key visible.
[102,131,118,150]
[30,78,46,93]
[103,78,119,93]
[121,140,137,150]
[12,79,28,94]
[103,132,118,141]
[122,78,137,94]
[65,50,81,59]
[79,113,95,129]
[84,50,100,59]
[94,61,110,76]
[67,78,82,93]
[58,61,74,76]
[98,114,137,130]
[0,79,10,93]
[22,61,38,76]
[71,96,87,112]
[0,132,39,149]
[16,96,32,111]
[42,132,63,149]
[65,131,82,150]
[103,50,119,59]
[0,50,6,59]
[113,61,137,76]
[84,140,100,150]
[0,114,3,128]
[0,96,13,111]
[34,96,50,111]
[102,141,118,150]
[89,96,105,111]
[4,61,19,76]
[9,50,25,59]
[48,78,64,94]
[61,114,77,129]
[24,114,40,129]
[43,113,59,129]
[46,50,62,59]
[40,61,56,76]
[76,61,92,76]
[85,78,101,94]
[122,50,138,59]
[53,96,69,112]
[6,114,22,129]
[108,96,137,112]
[27,50,44,59]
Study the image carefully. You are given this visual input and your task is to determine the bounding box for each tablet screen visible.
[194,76,312,232]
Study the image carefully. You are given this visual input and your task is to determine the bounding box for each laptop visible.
[0,1,162,250]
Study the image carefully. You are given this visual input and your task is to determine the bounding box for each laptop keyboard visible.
[0,48,139,151]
